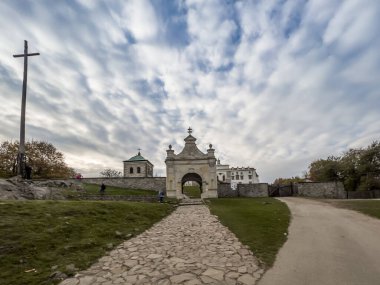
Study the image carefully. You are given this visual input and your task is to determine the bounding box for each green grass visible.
[183,185,201,198]
[63,183,157,198]
[323,199,380,220]
[208,198,290,268]
[0,200,174,285]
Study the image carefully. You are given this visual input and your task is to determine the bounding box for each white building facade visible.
[216,160,259,188]
[230,167,259,184]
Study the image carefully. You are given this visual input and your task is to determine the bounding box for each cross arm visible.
[13,52,40,58]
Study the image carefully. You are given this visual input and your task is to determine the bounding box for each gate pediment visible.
[176,135,207,159]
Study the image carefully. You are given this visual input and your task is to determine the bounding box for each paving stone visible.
[60,278,79,285]
[157,279,171,285]
[226,271,240,279]
[237,274,257,285]
[202,268,224,281]
[124,260,138,268]
[78,276,96,285]
[110,267,124,275]
[200,275,218,284]
[169,257,187,264]
[124,275,138,283]
[184,279,202,285]
[225,277,237,285]
[170,272,197,283]
[112,277,124,284]
[147,253,162,259]
[95,277,107,283]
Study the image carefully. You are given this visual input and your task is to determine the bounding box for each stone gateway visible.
[165,128,218,199]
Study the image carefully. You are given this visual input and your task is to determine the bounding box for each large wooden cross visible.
[13,40,40,177]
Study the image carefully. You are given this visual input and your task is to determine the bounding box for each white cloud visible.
[119,0,159,42]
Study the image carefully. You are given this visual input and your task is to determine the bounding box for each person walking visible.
[25,164,32,180]
[158,191,165,203]
[99,183,106,195]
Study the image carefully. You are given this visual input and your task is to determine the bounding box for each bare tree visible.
[100,168,122,178]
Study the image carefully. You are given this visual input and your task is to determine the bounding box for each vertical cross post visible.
[13,40,40,177]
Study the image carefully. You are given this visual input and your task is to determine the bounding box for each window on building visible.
[248,175,252,179]
[137,167,141,174]
[223,175,225,181]
[231,176,234,180]
[236,175,239,180]
[241,175,244,180]
[130,167,133,174]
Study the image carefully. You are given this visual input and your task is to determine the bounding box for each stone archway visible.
[165,128,218,199]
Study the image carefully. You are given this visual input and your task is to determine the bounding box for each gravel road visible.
[259,197,380,285]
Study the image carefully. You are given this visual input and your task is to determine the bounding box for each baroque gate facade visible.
[165,129,218,199]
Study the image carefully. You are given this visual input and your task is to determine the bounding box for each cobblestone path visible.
[60,205,263,285]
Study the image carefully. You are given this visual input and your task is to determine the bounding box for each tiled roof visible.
[125,152,148,162]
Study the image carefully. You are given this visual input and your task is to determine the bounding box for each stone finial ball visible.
[209,144,213,149]
[169,144,172,150]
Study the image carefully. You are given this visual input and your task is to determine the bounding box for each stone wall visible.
[218,182,349,199]
[217,183,239,197]
[75,177,166,192]
[296,182,346,199]
[238,183,269,197]
[217,183,269,198]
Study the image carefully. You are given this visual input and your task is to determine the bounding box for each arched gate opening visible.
[181,173,202,198]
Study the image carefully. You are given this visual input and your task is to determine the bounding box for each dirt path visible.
[259,197,380,285]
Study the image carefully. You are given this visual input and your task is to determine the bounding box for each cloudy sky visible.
[0,0,379,182]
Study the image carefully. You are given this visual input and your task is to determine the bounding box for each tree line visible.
[0,140,123,179]
[0,140,75,179]
[274,141,380,191]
